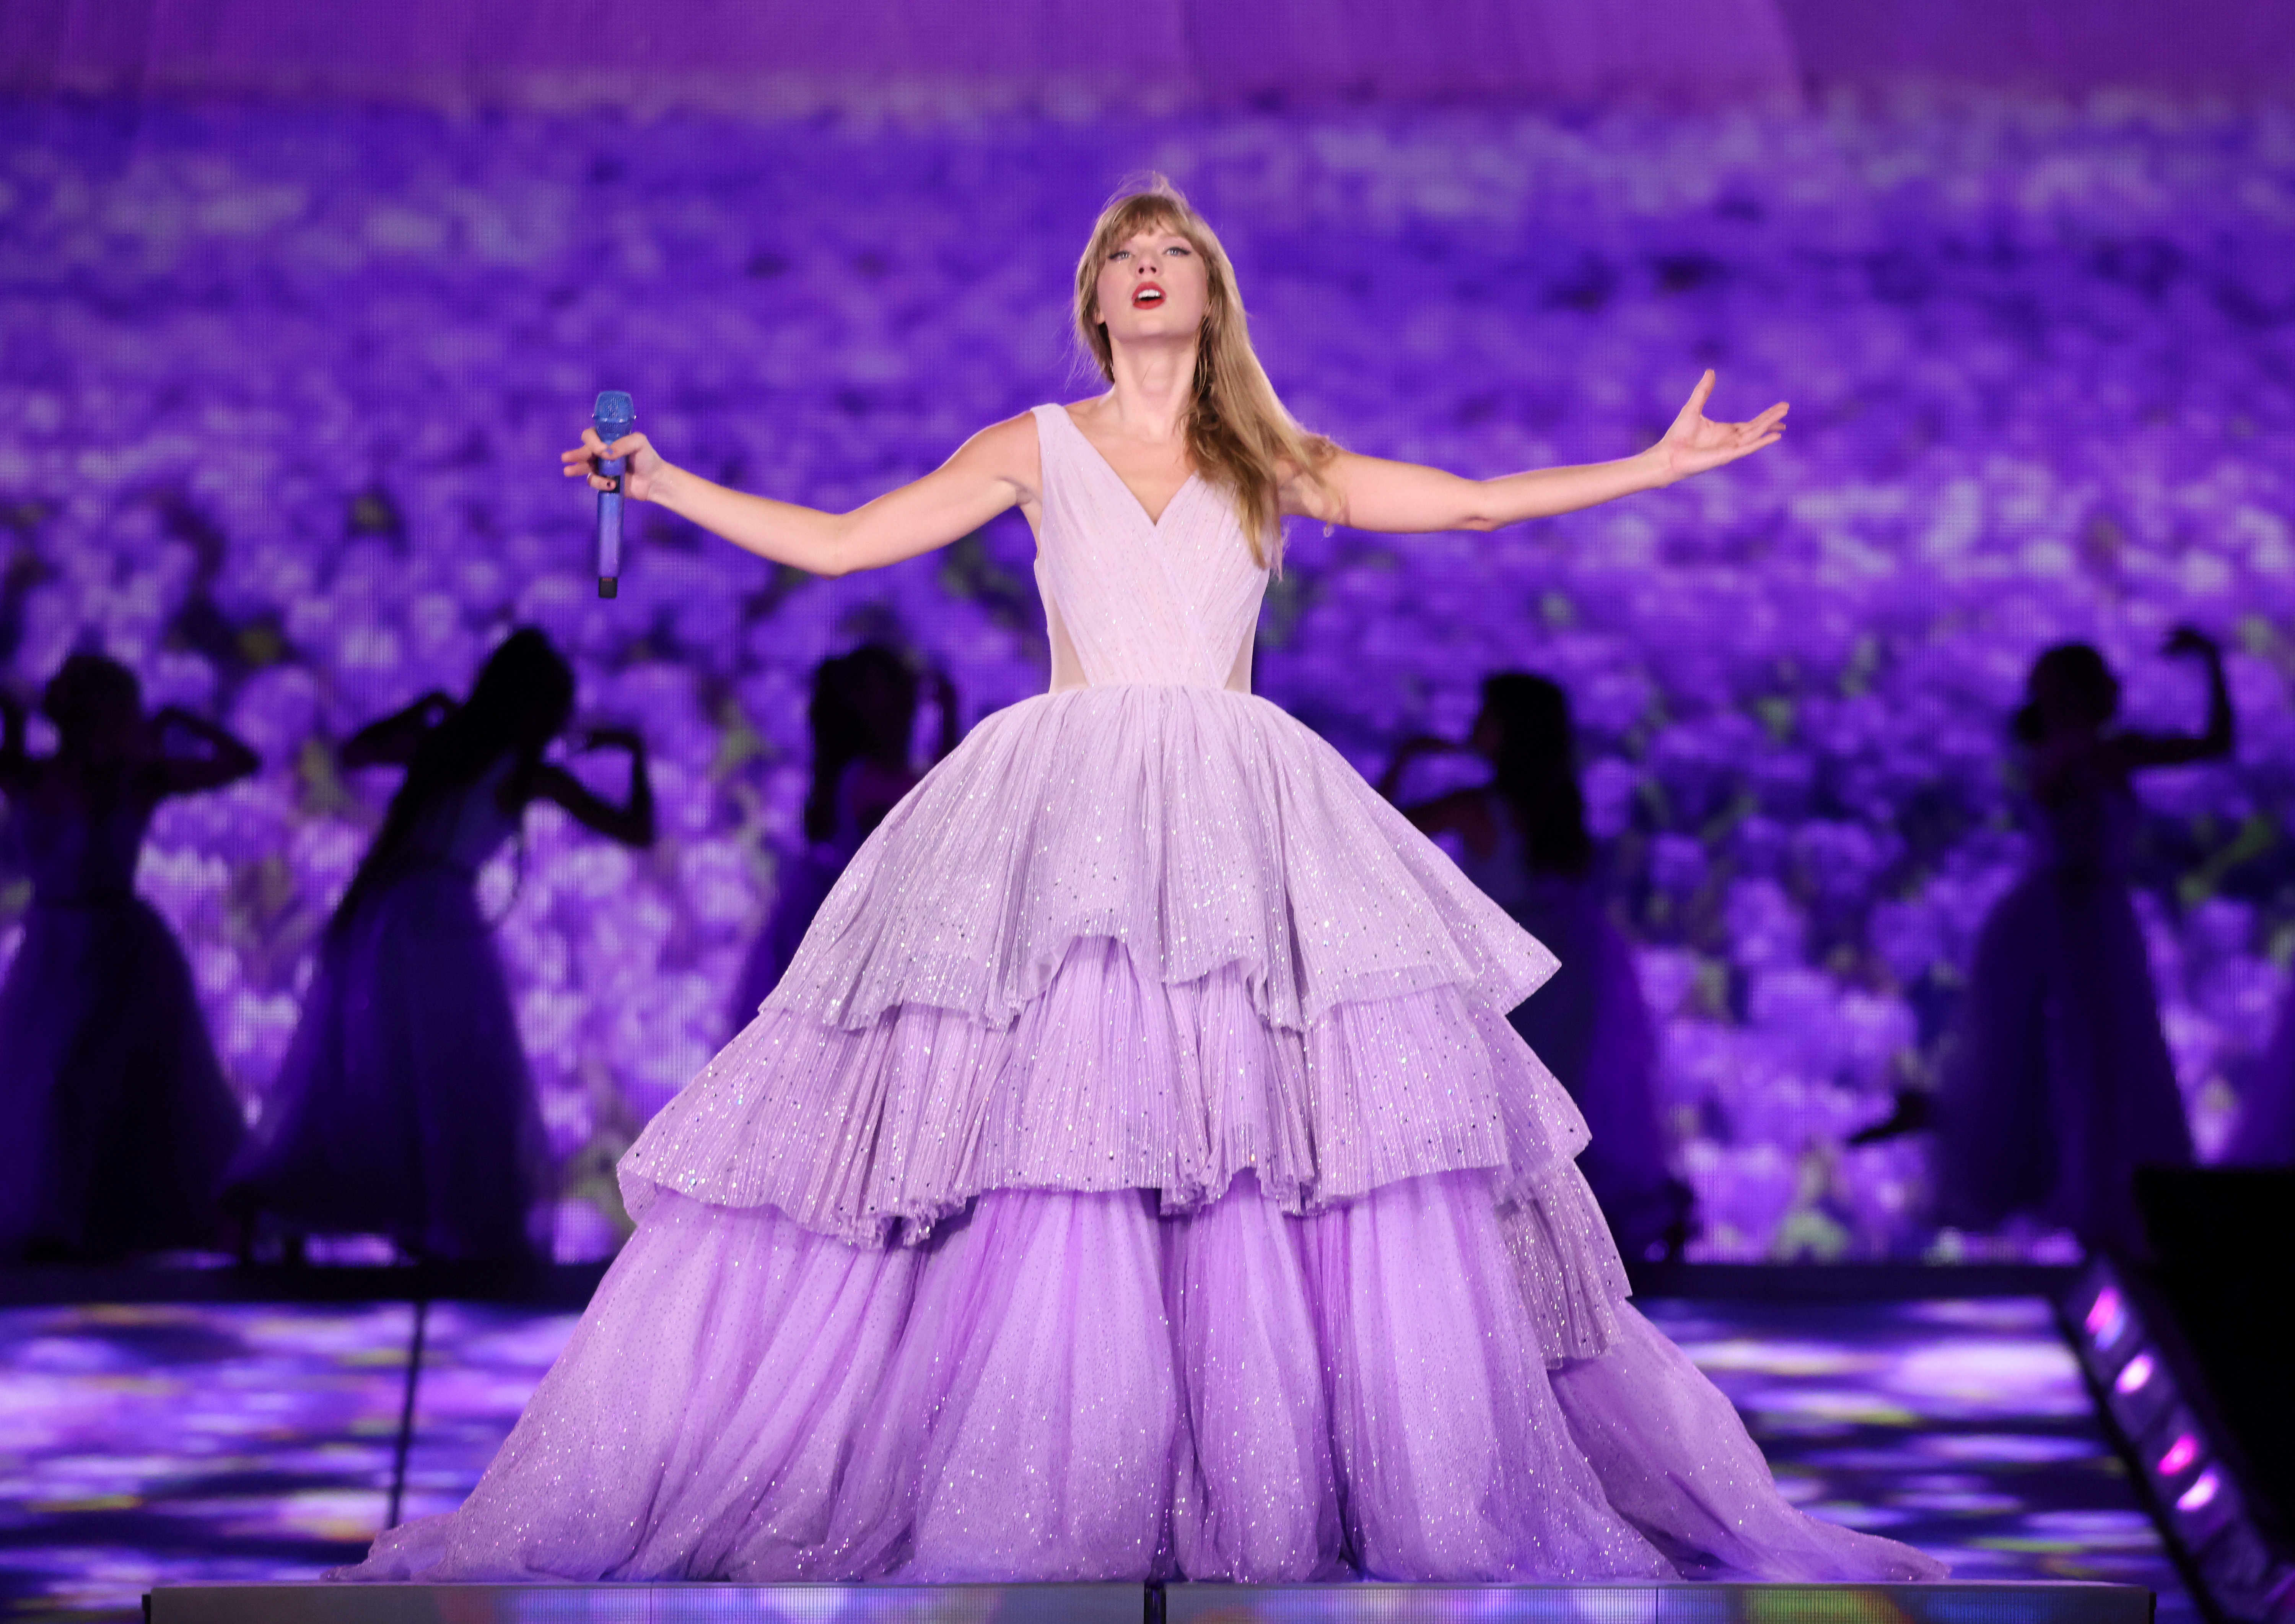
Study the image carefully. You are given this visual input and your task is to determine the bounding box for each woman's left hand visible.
[1651,370,1788,485]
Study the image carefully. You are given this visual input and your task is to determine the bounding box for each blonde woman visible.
[339,181,1940,1585]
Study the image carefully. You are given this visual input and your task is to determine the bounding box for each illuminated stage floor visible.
[0,1296,2196,1622]
[144,1580,2157,1623]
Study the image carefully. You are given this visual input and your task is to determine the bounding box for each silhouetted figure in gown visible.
[728,645,957,1031]
[0,654,257,1260]
[1383,673,1691,1261]
[1938,631,2230,1249]
[229,630,654,1262]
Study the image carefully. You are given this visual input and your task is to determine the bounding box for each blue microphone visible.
[592,390,635,599]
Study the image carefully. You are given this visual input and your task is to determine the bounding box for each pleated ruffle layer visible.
[768,684,1554,1033]
[626,685,1582,1252]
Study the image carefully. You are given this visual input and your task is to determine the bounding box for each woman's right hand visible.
[562,428,670,504]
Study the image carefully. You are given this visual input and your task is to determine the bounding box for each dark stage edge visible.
[144,1581,2155,1624]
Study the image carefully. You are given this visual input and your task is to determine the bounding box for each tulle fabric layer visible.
[339,1179,1941,1585]
[632,937,1600,1254]
[227,862,551,1261]
[0,896,244,1257]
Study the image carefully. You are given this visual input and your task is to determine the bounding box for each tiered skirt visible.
[341,686,1944,1584]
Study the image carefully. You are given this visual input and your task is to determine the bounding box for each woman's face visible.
[1094,224,1210,351]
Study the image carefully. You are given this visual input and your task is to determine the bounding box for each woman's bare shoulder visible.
[952,410,1047,498]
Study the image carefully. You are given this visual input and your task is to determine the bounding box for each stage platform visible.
[144,1582,2156,1624]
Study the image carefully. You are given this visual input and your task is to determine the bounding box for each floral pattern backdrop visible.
[1,96,2289,1261]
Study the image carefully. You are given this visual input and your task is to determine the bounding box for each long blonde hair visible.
[1073,179,1336,569]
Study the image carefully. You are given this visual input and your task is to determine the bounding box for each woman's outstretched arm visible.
[150,708,261,796]
[340,691,455,769]
[562,415,1035,578]
[2116,626,2236,772]
[520,727,656,849]
[1288,371,1786,533]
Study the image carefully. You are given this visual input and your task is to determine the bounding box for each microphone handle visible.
[597,455,626,598]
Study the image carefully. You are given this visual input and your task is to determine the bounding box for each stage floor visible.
[145,1580,2159,1624]
[0,1296,2194,1622]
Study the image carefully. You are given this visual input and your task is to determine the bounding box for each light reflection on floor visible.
[0,1303,416,1619]
[1639,1299,2195,1620]
[0,1297,2194,1621]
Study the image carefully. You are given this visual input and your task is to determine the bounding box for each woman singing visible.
[340,180,1940,1585]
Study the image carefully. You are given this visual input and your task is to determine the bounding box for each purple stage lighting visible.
[2066,1263,2293,1622]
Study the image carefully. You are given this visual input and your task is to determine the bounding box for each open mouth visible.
[1131,283,1165,310]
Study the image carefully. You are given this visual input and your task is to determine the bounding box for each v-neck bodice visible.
[1031,404,1268,694]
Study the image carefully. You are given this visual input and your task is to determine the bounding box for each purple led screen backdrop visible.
[10,0,2295,104]
[1,97,2290,1263]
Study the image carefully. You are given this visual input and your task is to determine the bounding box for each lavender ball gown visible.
[0,794,244,1257]
[1938,763,2193,1247]
[339,406,1943,1584]
[231,759,550,1261]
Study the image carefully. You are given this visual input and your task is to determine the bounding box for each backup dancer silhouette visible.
[230,630,654,1262]
[1937,631,2228,1248]
[0,654,255,1260]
